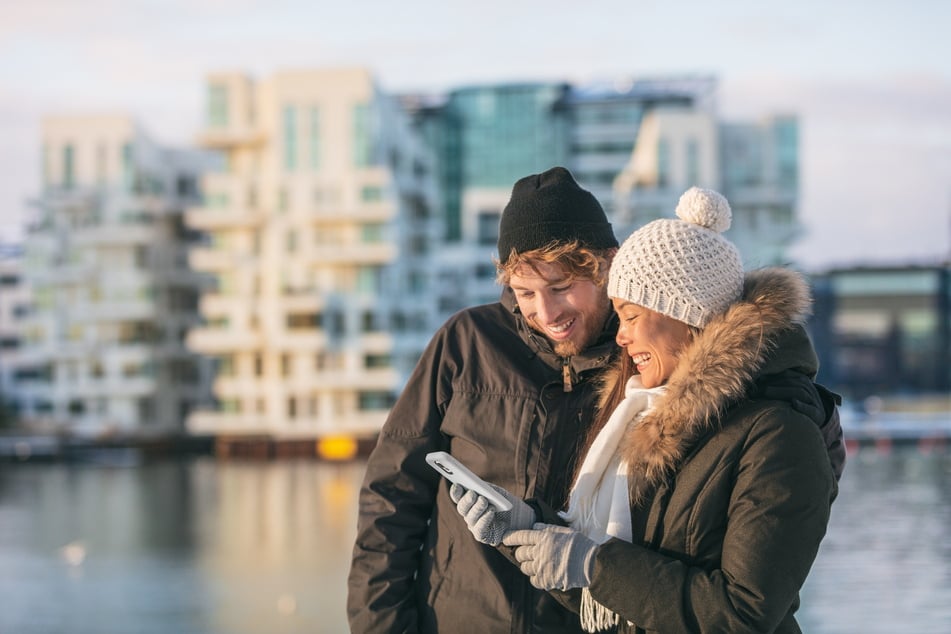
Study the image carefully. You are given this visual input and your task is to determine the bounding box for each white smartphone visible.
[425,451,513,512]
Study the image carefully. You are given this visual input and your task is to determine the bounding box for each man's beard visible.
[538,299,612,358]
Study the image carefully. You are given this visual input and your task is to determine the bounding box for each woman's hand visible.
[502,523,598,590]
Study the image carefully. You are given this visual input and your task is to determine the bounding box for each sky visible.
[1,0,949,271]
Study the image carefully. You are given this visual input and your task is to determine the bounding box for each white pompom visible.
[675,187,731,233]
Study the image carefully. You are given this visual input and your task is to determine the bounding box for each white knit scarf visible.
[559,376,665,633]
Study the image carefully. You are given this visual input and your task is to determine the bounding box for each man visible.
[347,167,621,633]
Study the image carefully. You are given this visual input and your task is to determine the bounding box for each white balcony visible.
[187,410,265,435]
[309,202,396,223]
[188,247,249,272]
[309,242,396,264]
[187,327,261,353]
[186,206,264,230]
[69,298,157,322]
[196,126,268,150]
[72,224,155,246]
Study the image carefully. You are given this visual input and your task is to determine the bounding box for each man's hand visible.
[450,483,535,546]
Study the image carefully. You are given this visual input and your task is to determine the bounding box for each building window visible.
[360,223,384,243]
[477,211,500,246]
[63,144,75,189]
[207,84,228,127]
[357,266,382,294]
[287,312,322,329]
[358,390,396,411]
[361,185,383,202]
[121,143,134,190]
[309,107,320,169]
[364,353,391,369]
[657,138,670,188]
[686,138,700,186]
[283,105,297,170]
[281,354,291,377]
[353,103,372,167]
[361,310,378,333]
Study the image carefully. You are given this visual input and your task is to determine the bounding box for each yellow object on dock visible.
[317,436,359,461]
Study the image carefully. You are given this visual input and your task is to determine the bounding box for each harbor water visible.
[1,442,949,633]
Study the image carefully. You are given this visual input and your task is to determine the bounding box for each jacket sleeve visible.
[346,326,454,633]
[587,407,835,633]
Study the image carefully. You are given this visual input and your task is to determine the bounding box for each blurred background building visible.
[183,68,440,452]
[1,65,946,450]
[15,115,215,437]
[810,263,950,406]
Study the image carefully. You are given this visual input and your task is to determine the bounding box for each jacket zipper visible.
[562,357,573,392]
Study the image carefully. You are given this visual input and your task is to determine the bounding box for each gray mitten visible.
[450,482,535,546]
[502,523,598,590]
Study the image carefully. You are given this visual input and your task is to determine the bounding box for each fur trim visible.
[620,268,812,504]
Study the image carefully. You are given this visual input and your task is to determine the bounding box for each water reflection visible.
[0,445,949,633]
[800,445,951,633]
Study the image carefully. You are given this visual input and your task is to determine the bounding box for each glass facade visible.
[810,265,951,399]
[207,84,228,128]
[283,105,296,170]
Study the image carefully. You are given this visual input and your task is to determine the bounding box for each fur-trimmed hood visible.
[620,267,815,503]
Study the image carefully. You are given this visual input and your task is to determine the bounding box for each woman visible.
[452,186,839,633]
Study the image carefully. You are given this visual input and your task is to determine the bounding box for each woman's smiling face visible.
[612,298,695,388]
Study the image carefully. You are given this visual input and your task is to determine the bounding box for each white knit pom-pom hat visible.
[607,186,744,328]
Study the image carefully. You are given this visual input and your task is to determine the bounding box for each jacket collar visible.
[620,267,815,503]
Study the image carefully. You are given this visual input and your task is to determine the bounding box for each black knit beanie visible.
[497,166,618,262]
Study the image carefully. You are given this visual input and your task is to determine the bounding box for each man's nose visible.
[534,293,561,325]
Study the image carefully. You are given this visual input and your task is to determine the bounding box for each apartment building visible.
[19,115,214,437]
[185,68,439,442]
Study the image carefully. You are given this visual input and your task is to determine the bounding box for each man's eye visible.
[552,285,571,293]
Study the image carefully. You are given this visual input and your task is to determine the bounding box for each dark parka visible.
[347,289,619,633]
[549,268,840,633]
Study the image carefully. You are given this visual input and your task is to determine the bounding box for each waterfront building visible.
[19,115,214,437]
[185,68,440,445]
[810,261,951,403]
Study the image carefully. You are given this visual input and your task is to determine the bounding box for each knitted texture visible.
[498,166,618,261]
[607,187,744,328]
[450,483,536,546]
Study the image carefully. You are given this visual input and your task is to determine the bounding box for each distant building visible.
[406,76,801,322]
[563,76,717,217]
[405,82,572,315]
[810,262,951,401]
[19,115,215,437]
[185,68,440,443]
[614,106,801,268]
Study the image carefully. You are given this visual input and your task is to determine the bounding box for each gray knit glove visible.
[449,482,536,546]
[502,523,598,591]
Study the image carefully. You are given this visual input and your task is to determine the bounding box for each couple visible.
[348,167,845,633]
